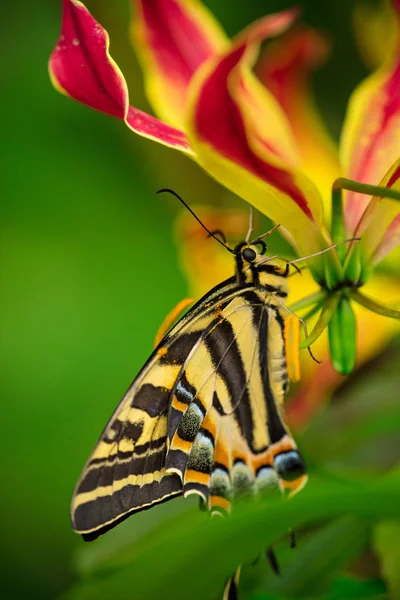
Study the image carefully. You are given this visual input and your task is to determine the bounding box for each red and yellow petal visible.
[186,10,328,258]
[358,159,400,265]
[257,26,340,215]
[340,0,400,235]
[131,0,228,130]
[49,0,193,154]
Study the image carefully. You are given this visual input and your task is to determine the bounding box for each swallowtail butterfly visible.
[71,190,315,597]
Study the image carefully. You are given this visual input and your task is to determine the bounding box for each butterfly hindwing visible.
[71,280,306,539]
[168,291,306,513]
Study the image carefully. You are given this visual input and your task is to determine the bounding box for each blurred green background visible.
[1,1,399,599]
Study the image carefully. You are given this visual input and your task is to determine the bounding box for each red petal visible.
[258,26,340,210]
[131,0,227,128]
[49,0,192,153]
[341,0,400,233]
[358,160,400,264]
[133,0,226,85]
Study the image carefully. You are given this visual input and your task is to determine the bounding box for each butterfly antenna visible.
[207,229,227,243]
[157,188,235,254]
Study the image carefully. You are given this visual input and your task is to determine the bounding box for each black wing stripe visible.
[75,474,182,535]
[78,451,167,494]
[132,384,169,416]
[205,316,255,449]
[160,331,203,365]
[257,305,287,444]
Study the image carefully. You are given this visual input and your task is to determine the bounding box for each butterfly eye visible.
[242,247,257,262]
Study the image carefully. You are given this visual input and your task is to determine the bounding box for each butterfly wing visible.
[72,283,306,540]
[71,279,237,538]
[164,289,307,514]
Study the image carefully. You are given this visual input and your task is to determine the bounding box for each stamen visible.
[245,205,254,243]
[288,238,360,265]
[251,223,281,243]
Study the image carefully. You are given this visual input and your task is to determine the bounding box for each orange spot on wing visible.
[281,473,308,496]
[171,435,192,454]
[185,470,210,485]
[252,452,274,472]
[202,411,217,440]
[210,495,231,512]
[171,396,189,412]
[270,435,297,457]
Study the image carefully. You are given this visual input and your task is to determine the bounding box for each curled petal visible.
[359,159,400,264]
[131,0,228,128]
[49,0,193,154]
[187,10,327,257]
[257,26,340,214]
[340,0,400,234]
[372,214,400,263]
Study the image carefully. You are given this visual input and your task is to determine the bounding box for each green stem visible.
[352,290,400,319]
[331,186,346,257]
[288,290,326,313]
[300,293,340,348]
[333,177,400,203]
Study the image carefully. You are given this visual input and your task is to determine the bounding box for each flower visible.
[175,204,400,429]
[49,0,400,375]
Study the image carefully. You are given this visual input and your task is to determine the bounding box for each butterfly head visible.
[234,240,288,287]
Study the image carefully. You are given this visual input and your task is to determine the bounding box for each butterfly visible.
[71,190,312,542]
[72,189,352,599]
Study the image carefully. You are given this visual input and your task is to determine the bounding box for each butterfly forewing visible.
[71,280,236,537]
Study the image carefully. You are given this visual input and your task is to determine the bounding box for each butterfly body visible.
[71,242,307,541]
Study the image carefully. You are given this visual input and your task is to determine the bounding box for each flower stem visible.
[288,290,326,313]
[330,185,346,262]
[352,290,400,319]
[333,177,400,202]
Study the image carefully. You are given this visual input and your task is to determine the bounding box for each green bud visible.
[328,297,357,375]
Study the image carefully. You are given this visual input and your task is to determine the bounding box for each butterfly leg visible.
[223,566,241,600]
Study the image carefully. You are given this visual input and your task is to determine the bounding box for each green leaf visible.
[299,354,400,475]
[60,477,400,600]
[373,521,400,599]
[253,518,369,597]
[323,575,387,599]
